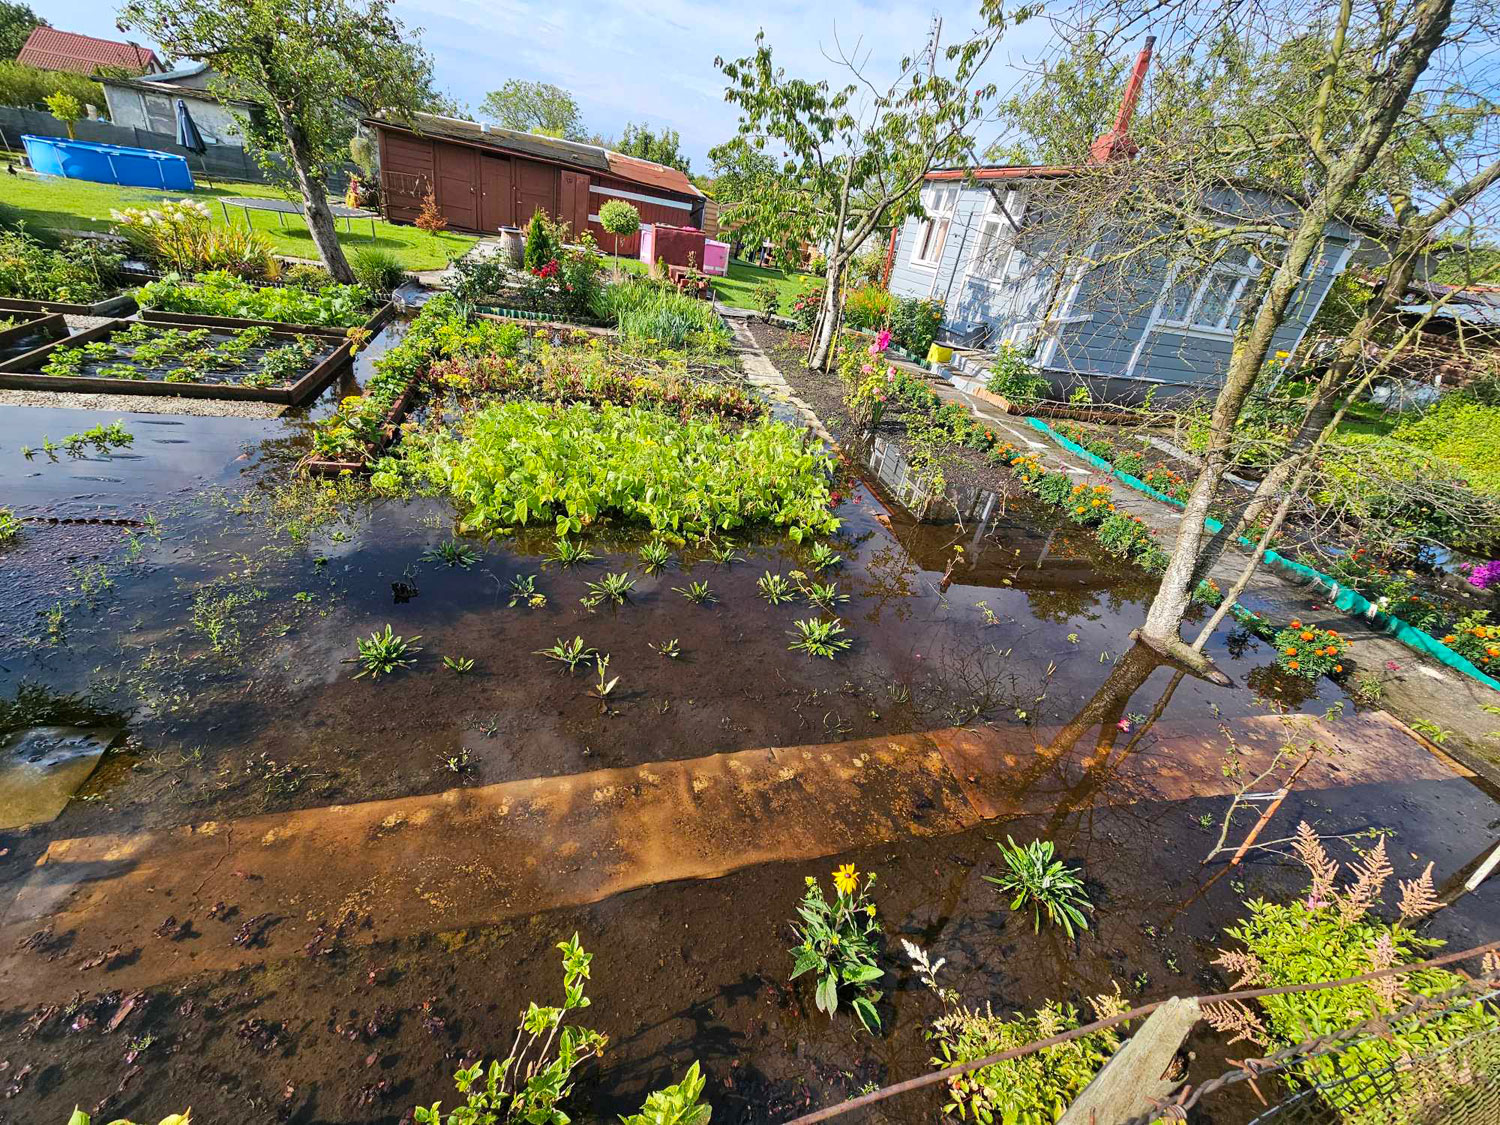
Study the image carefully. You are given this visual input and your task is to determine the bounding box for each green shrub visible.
[789,285,823,331]
[843,283,893,331]
[1096,512,1154,559]
[1113,450,1145,476]
[1030,471,1074,507]
[411,400,840,540]
[0,228,121,303]
[139,271,372,326]
[751,280,779,320]
[0,61,105,114]
[1390,394,1500,495]
[1207,826,1497,1122]
[350,247,408,297]
[521,208,555,272]
[597,198,641,259]
[986,342,1049,406]
[889,295,943,357]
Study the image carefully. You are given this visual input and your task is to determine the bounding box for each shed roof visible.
[17,27,160,75]
[372,113,703,200]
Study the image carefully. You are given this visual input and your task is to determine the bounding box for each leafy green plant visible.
[808,542,842,571]
[138,271,373,327]
[61,421,133,455]
[66,1109,191,1125]
[789,865,884,1032]
[410,401,839,541]
[590,654,620,699]
[788,617,852,659]
[751,280,780,321]
[549,537,599,568]
[508,574,545,608]
[348,624,422,679]
[986,343,1049,407]
[906,940,1128,1125]
[651,638,682,658]
[757,571,796,604]
[707,541,743,566]
[535,636,597,673]
[618,1061,711,1125]
[888,295,943,357]
[424,539,480,568]
[984,836,1093,938]
[413,934,607,1125]
[583,571,636,607]
[443,655,475,675]
[638,539,673,573]
[0,508,20,545]
[843,284,894,331]
[350,247,408,298]
[0,228,122,303]
[594,279,733,354]
[798,579,848,611]
[674,580,716,605]
[1204,826,1494,1121]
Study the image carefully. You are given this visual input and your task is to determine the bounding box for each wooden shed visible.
[368,114,705,256]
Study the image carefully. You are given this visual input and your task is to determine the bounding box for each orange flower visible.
[1334,664,1343,672]
[1290,619,1302,628]
[1443,635,1457,644]
[1285,646,1298,656]
[1300,631,1314,641]
[1288,660,1300,670]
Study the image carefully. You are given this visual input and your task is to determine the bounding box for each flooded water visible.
[1,323,1496,1124]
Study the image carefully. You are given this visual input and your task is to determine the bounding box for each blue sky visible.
[39,0,1059,171]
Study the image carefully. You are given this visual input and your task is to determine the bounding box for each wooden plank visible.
[1058,997,1199,1125]
[0,291,138,317]
[0,311,67,355]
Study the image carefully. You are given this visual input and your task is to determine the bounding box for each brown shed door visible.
[479,155,514,231]
[514,158,557,226]
[559,170,590,237]
[434,142,479,230]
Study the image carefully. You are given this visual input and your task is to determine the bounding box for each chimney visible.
[1088,35,1155,163]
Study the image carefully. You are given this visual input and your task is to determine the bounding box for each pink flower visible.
[861,363,874,375]
[1385,660,1401,672]
[1116,718,1132,732]
[876,329,892,351]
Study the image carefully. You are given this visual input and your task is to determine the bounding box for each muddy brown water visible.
[0,321,1496,1125]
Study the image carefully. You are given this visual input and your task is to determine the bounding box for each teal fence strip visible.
[1022,416,1500,693]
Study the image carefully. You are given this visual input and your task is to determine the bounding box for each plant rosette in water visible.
[1274,619,1348,679]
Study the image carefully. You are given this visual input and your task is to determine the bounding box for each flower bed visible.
[0,318,349,405]
[0,228,130,314]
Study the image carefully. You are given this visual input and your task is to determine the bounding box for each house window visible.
[910,183,959,267]
[141,93,175,136]
[969,188,1025,283]
[1160,245,1262,332]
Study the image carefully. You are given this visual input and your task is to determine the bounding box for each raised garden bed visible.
[0,311,67,360]
[0,319,353,405]
[141,300,397,340]
[0,291,138,317]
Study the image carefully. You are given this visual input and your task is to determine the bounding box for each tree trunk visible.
[1136,0,1455,656]
[807,255,845,371]
[274,102,355,283]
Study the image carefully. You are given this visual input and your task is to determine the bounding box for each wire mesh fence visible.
[1142,983,1500,1125]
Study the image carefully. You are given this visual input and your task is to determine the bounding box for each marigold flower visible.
[1334,664,1343,672]
[1288,660,1300,670]
[1443,635,1457,644]
[832,864,859,896]
[1285,646,1298,656]
[1300,631,1314,641]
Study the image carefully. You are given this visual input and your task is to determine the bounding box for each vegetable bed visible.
[0,311,67,361]
[0,318,351,405]
[136,271,392,335]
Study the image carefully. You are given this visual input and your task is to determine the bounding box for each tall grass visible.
[595,279,732,353]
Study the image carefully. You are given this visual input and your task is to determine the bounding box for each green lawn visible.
[711,258,820,313]
[0,173,476,270]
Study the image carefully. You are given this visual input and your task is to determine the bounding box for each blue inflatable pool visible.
[22,135,195,191]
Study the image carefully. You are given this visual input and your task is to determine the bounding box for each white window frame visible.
[966,188,1026,286]
[909,183,959,269]
[1157,245,1264,336]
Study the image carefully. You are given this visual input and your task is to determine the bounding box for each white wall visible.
[102,86,242,146]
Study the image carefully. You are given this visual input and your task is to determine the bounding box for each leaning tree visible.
[119,0,436,283]
[713,6,1027,370]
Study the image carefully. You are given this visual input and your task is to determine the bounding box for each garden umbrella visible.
[174,99,210,186]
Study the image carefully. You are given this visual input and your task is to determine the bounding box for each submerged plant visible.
[809,542,842,572]
[507,573,545,608]
[412,934,607,1125]
[582,571,636,608]
[789,617,852,659]
[0,508,20,545]
[757,571,796,605]
[535,635,597,673]
[348,624,422,679]
[443,655,475,675]
[651,638,682,658]
[790,865,884,1033]
[590,654,620,699]
[800,580,848,611]
[674,580,716,605]
[984,836,1093,939]
[638,539,673,574]
[549,537,599,568]
[424,539,480,568]
[707,540,744,566]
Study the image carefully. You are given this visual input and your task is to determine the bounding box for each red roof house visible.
[17,27,163,76]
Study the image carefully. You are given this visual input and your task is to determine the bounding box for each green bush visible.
[889,295,943,357]
[0,228,121,302]
[751,280,779,320]
[413,400,840,540]
[521,208,556,272]
[0,61,105,114]
[597,198,641,259]
[843,283,893,331]
[986,343,1050,406]
[350,247,408,297]
[1390,394,1500,495]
